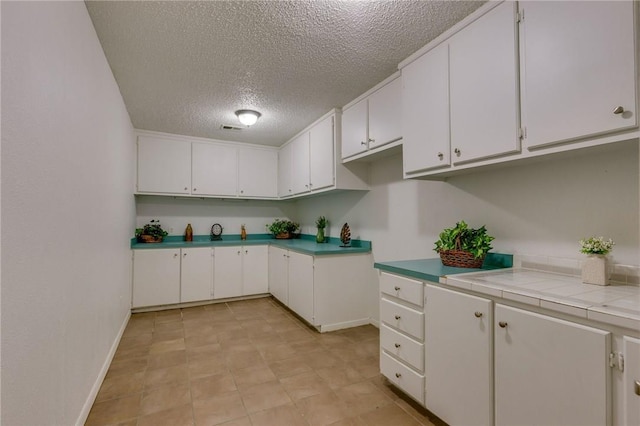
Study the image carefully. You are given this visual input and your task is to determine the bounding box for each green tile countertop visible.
[374,253,513,283]
[131,234,372,256]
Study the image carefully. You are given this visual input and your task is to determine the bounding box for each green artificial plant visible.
[434,220,494,259]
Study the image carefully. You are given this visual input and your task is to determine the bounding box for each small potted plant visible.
[434,221,494,268]
[266,219,300,239]
[579,236,614,286]
[316,216,328,243]
[135,219,169,243]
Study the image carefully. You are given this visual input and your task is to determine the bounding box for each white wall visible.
[1,2,135,425]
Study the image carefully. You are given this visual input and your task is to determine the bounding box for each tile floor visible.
[86,297,439,426]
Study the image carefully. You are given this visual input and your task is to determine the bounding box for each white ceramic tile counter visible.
[446,268,640,331]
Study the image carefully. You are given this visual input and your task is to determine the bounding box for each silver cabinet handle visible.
[474,311,483,318]
[395,373,402,378]
[394,286,400,291]
[394,315,401,320]
[454,148,461,156]
[394,343,401,348]
[245,250,248,254]
[183,253,187,257]
[613,106,625,114]
[437,152,444,160]
[184,187,188,191]
[498,321,508,328]
[368,137,376,144]
[237,250,241,255]
[634,380,640,396]
[240,190,244,194]
[174,253,178,258]
[360,141,367,146]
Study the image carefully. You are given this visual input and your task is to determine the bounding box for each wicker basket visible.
[275,232,291,239]
[137,235,163,243]
[439,250,485,268]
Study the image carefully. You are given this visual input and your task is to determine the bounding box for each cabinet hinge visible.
[518,127,527,140]
[516,9,524,23]
[609,352,624,371]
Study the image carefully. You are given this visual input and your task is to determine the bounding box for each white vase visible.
[582,254,608,286]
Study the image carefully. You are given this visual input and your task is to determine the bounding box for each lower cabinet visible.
[132,247,213,308]
[494,304,610,426]
[379,272,425,403]
[213,245,268,299]
[268,249,371,331]
[623,336,640,426]
[424,285,493,426]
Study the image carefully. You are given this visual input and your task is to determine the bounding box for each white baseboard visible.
[75,310,131,426]
[318,317,371,333]
[369,318,380,329]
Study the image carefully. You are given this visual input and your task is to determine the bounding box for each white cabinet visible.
[448,1,520,164]
[291,132,311,195]
[424,285,493,426]
[494,304,611,426]
[402,43,450,175]
[277,143,293,198]
[379,272,425,403]
[132,249,181,308]
[623,336,640,426]
[309,115,335,191]
[180,247,214,303]
[213,245,268,299]
[287,250,314,325]
[137,136,191,194]
[342,76,402,160]
[268,246,289,304]
[520,1,637,149]
[238,147,278,198]
[192,142,238,197]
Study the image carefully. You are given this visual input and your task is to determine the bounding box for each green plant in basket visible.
[266,219,300,237]
[135,219,169,242]
[434,221,494,267]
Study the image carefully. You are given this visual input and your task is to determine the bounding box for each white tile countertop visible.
[445,268,640,331]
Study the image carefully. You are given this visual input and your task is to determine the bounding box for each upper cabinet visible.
[342,74,402,161]
[448,1,520,164]
[520,1,637,149]
[136,132,278,200]
[279,110,369,199]
[137,136,191,194]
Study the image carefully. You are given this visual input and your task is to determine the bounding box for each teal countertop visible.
[374,253,513,283]
[131,234,371,256]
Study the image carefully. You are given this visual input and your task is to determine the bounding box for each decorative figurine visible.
[340,223,351,247]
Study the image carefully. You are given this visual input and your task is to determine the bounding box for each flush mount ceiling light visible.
[235,109,261,127]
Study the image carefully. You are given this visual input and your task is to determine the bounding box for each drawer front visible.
[380,298,424,340]
[381,351,425,404]
[381,324,424,372]
[380,272,424,306]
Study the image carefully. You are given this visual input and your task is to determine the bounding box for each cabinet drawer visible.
[380,324,424,372]
[381,351,424,404]
[380,272,424,306]
[380,298,424,340]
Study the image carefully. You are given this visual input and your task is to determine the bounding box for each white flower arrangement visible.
[579,236,615,255]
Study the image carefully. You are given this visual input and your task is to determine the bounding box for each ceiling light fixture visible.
[235,109,261,127]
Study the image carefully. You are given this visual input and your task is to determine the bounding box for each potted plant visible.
[434,221,494,268]
[135,219,169,243]
[579,236,614,286]
[315,216,328,243]
[266,219,300,239]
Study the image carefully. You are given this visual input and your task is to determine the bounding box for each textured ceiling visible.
[86,0,484,146]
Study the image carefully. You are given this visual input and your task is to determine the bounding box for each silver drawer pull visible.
[394,315,401,320]
[498,321,508,328]
[395,373,402,378]
[394,343,401,348]
[474,311,483,318]
[635,380,640,396]
[613,106,625,114]
[394,286,400,291]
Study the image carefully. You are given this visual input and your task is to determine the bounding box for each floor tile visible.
[268,355,313,379]
[232,364,277,390]
[249,402,308,426]
[315,365,365,390]
[144,364,189,389]
[280,371,332,400]
[239,380,293,413]
[295,391,349,426]
[95,371,145,402]
[136,403,194,426]
[140,382,191,416]
[85,394,141,425]
[191,372,237,401]
[188,356,229,380]
[334,381,393,416]
[358,402,421,425]
[192,391,247,425]
[147,349,187,370]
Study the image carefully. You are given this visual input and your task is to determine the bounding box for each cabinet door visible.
[623,336,640,426]
[137,136,191,194]
[494,304,611,426]
[309,115,335,191]
[242,245,269,295]
[341,99,368,159]
[368,77,402,149]
[192,143,238,196]
[268,246,289,305]
[291,132,310,195]
[521,1,636,149]
[449,2,520,163]
[402,43,450,175]
[278,143,293,198]
[287,251,314,325]
[180,247,213,303]
[425,285,492,426]
[132,249,180,308]
[238,147,278,198]
[213,246,243,299]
